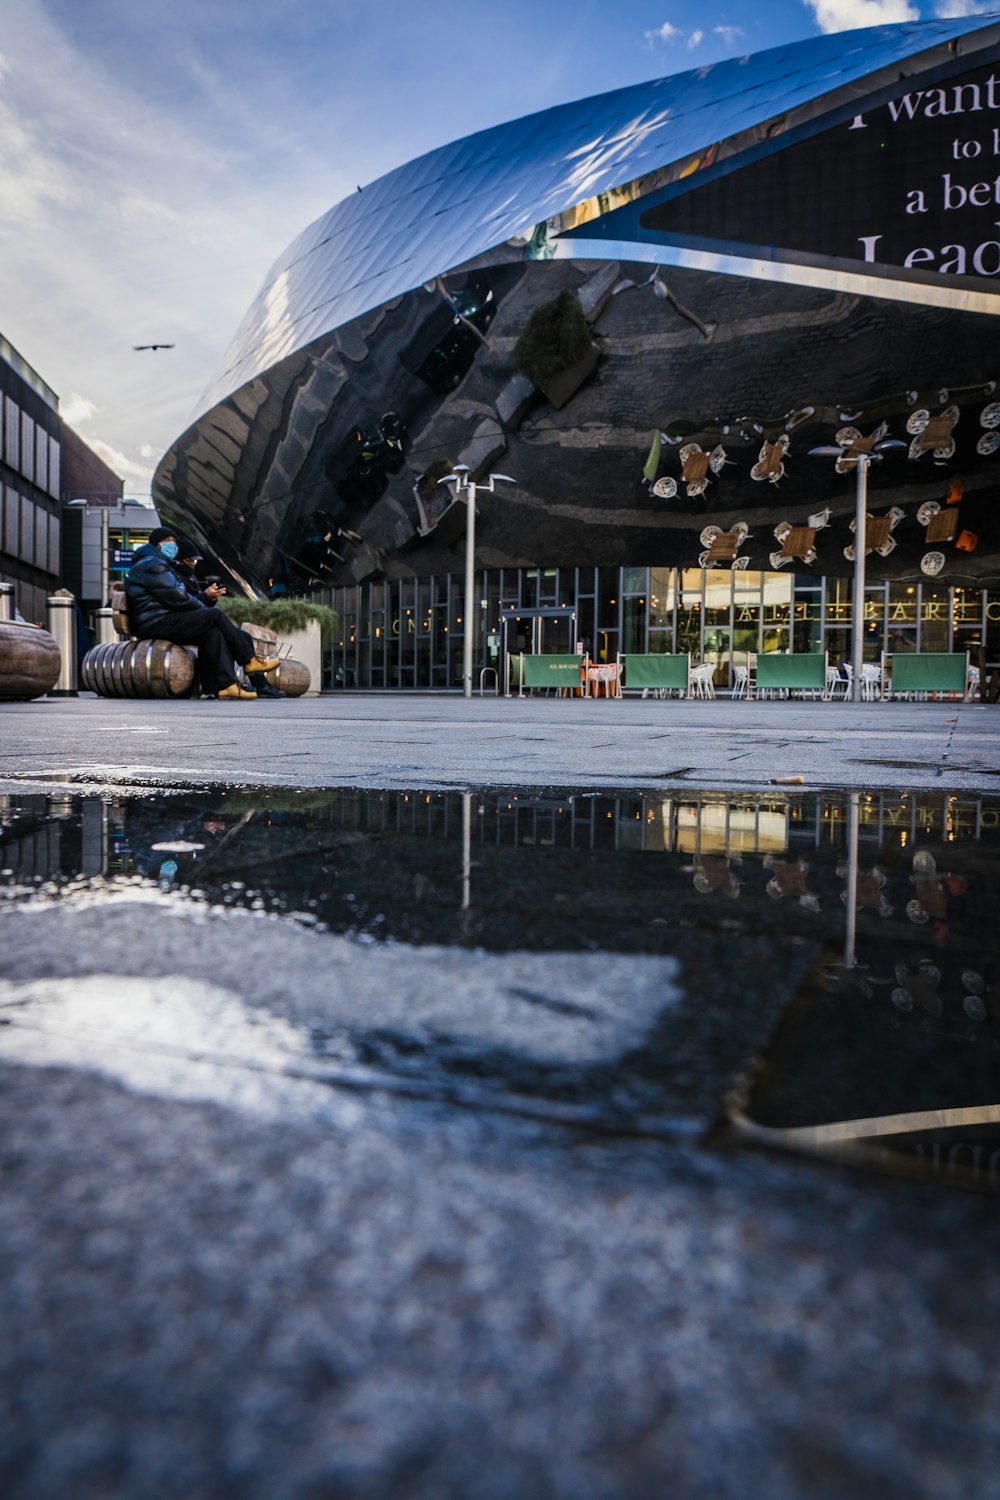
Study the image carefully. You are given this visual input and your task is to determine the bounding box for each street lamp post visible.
[810,439,905,704]
[438,466,515,698]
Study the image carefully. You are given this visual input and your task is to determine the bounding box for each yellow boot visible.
[217,683,257,700]
[245,655,280,673]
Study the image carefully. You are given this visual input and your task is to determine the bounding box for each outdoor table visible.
[917,414,955,451]
[925,509,958,543]
[682,450,711,482]
[780,525,816,561]
[865,515,893,552]
[706,531,741,565]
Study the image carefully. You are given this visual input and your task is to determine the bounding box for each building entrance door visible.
[500,607,577,693]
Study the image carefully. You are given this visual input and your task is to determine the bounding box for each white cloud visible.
[0,1,353,499]
[714,25,745,45]
[61,393,98,427]
[645,21,681,44]
[83,437,155,488]
[688,29,705,47]
[803,0,919,32]
[934,0,987,15]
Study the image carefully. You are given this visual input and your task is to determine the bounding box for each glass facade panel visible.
[20,413,34,484]
[3,486,16,555]
[320,567,991,690]
[48,435,60,500]
[677,570,702,660]
[48,513,60,575]
[761,574,792,653]
[4,397,18,472]
[622,594,645,655]
[19,496,34,565]
[986,592,1000,654]
[596,567,618,662]
[648,569,675,633]
[920,584,950,653]
[953,586,984,657]
[35,427,48,494]
[887,582,918,655]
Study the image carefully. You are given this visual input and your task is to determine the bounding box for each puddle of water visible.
[1,783,998,1187]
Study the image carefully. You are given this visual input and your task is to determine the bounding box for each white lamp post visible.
[810,438,905,703]
[438,466,515,698]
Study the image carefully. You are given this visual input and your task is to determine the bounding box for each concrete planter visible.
[280,619,322,696]
[539,341,600,410]
[280,615,322,696]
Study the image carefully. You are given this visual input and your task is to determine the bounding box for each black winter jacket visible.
[125,544,206,635]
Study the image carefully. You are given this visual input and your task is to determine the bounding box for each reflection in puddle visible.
[1,784,998,1186]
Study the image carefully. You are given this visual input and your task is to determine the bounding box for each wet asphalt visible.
[1,692,999,1499]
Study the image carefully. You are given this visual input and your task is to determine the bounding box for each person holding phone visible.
[175,539,284,698]
[126,529,278,700]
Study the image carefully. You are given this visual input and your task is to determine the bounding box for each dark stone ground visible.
[1,696,999,1498]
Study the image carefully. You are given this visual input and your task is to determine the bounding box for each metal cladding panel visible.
[195,17,1000,415]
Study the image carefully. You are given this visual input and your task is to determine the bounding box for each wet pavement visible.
[2,697,1000,1498]
[1,691,997,792]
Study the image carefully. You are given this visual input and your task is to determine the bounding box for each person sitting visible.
[125,528,278,700]
[174,539,284,698]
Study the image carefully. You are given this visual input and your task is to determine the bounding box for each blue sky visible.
[0,0,992,495]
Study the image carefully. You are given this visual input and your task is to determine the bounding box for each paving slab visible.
[1,692,997,794]
[2,695,999,1499]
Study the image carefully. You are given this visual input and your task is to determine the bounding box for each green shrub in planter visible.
[216,596,337,645]
[515,290,591,390]
[417,457,455,501]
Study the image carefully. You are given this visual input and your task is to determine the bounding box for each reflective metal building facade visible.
[155,16,1000,605]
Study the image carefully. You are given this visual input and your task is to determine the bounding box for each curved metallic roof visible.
[197,14,1000,416]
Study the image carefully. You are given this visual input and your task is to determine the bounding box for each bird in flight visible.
[133,343,175,351]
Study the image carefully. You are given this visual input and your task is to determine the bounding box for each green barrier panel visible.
[755,653,827,691]
[889,653,966,694]
[623,654,689,690]
[520,654,583,689]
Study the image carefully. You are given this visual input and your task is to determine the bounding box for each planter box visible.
[279,618,322,696]
[539,341,600,410]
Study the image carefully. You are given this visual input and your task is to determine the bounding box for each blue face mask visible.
[159,540,179,560]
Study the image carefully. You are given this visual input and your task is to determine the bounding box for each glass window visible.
[35,427,48,494]
[886,581,918,656]
[622,566,646,594]
[648,568,675,632]
[3,486,17,554]
[986,592,1000,653]
[733,569,760,671]
[761,573,792,652]
[793,586,822,654]
[677,569,702,659]
[952,587,984,656]
[20,413,34,484]
[19,496,34,565]
[48,435,60,500]
[703,570,731,628]
[35,506,49,574]
[622,595,645,654]
[597,568,618,631]
[862,583,886,662]
[4,397,19,471]
[920,585,950,653]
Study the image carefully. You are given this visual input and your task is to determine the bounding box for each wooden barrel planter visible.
[0,621,62,700]
[266,658,311,696]
[81,639,196,698]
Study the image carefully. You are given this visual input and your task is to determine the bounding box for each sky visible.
[0,0,993,499]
